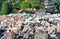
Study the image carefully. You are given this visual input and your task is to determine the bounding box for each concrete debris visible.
[0,13,60,39]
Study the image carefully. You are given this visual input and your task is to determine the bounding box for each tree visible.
[1,1,9,15]
[12,9,18,13]
[32,4,39,10]
[21,1,31,10]
[8,2,12,14]
[25,0,44,10]
[0,0,6,10]
[55,0,60,4]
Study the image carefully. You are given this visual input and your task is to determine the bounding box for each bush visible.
[21,1,31,10]
[39,2,44,9]
[0,11,1,15]
[8,2,12,14]
[32,4,40,10]
[12,9,18,14]
[1,1,9,15]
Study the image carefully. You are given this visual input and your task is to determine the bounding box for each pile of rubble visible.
[0,13,60,39]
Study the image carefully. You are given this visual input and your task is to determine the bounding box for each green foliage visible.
[1,1,9,15]
[55,0,60,3]
[21,1,31,10]
[0,0,44,15]
[12,9,18,14]
[26,0,44,10]
[0,0,24,15]
[8,2,12,14]
[39,2,44,9]
[32,4,40,10]
[32,4,36,8]
[0,0,6,10]
[0,11,1,14]
[20,0,25,4]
